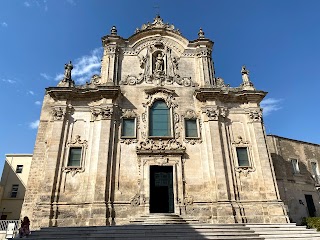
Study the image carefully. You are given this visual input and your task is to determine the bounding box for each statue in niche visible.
[154,53,164,73]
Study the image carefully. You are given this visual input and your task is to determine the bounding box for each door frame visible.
[137,155,184,214]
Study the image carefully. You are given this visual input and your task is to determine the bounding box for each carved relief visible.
[184,109,197,119]
[154,156,169,166]
[120,43,196,87]
[232,136,249,145]
[90,106,113,121]
[205,108,219,121]
[119,139,138,145]
[234,167,255,177]
[51,107,65,121]
[184,194,194,205]
[136,139,186,152]
[135,15,181,35]
[121,109,137,118]
[204,107,228,121]
[248,109,263,122]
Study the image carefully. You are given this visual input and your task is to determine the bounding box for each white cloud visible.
[24,1,48,11]
[40,73,51,80]
[29,120,39,129]
[1,22,8,27]
[35,101,41,105]
[28,90,35,95]
[55,47,103,84]
[2,79,16,84]
[261,98,282,116]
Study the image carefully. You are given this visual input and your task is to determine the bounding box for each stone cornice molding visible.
[194,88,267,104]
[46,86,120,101]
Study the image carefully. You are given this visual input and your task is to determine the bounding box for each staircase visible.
[246,223,320,239]
[22,214,320,240]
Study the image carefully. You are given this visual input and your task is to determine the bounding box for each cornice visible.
[194,88,267,103]
[46,86,121,101]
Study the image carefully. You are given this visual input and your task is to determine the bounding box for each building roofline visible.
[267,134,320,147]
[5,154,33,157]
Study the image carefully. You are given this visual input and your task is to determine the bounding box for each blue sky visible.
[1,0,320,171]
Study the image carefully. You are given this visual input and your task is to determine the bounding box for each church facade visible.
[21,16,289,228]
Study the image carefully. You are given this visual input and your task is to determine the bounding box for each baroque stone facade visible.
[21,16,289,228]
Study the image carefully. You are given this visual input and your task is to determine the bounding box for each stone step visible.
[23,222,320,240]
[245,223,320,239]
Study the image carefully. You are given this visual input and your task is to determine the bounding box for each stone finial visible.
[198,28,205,39]
[64,61,73,81]
[240,65,255,89]
[111,26,117,35]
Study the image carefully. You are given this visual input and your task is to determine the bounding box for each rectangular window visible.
[16,165,23,173]
[291,159,300,174]
[185,119,198,138]
[236,147,250,167]
[10,184,19,198]
[149,101,171,137]
[122,118,135,137]
[68,148,82,167]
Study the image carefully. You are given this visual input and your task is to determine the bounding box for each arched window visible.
[149,100,171,137]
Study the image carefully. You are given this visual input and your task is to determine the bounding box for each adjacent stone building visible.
[267,135,320,224]
[0,154,32,220]
[21,16,290,228]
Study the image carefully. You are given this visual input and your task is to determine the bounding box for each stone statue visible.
[154,53,164,72]
[241,65,250,85]
[240,65,255,89]
[64,61,73,80]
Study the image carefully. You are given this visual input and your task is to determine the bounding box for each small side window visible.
[185,119,198,138]
[122,118,136,138]
[291,159,300,174]
[236,147,250,167]
[10,184,19,198]
[16,165,23,173]
[68,148,82,167]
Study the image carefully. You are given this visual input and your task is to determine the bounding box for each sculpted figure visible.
[241,65,250,85]
[64,61,73,80]
[154,53,164,72]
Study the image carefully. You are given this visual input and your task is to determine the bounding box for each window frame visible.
[232,137,255,175]
[15,165,23,173]
[121,117,137,139]
[148,100,173,139]
[290,158,300,174]
[67,147,82,167]
[10,184,19,198]
[184,118,200,139]
[236,147,250,167]
[64,135,87,172]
